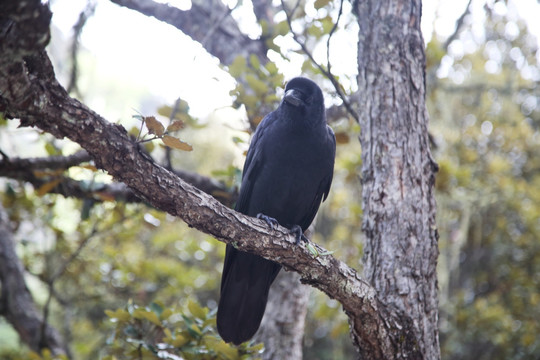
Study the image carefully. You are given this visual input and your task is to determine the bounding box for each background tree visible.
[426,1,540,359]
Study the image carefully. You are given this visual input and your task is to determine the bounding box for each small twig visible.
[137,136,160,144]
[66,1,96,95]
[326,0,344,76]
[281,0,359,121]
[165,98,182,170]
[428,0,473,87]
[443,0,473,51]
[0,148,9,160]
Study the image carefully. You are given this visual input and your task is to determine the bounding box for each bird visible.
[217,77,336,345]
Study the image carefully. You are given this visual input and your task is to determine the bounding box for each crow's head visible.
[282,77,325,124]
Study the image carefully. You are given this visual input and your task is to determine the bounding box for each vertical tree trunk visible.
[0,204,67,356]
[254,271,309,360]
[355,0,440,359]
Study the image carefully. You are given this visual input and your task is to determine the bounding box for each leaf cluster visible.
[103,300,263,360]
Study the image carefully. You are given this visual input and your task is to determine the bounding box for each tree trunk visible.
[355,0,441,359]
[0,204,67,356]
[254,271,309,360]
[253,226,314,360]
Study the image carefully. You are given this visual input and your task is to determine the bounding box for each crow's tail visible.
[217,245,281,345]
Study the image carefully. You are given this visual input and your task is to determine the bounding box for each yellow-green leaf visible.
[132,308,161,326]
[246,74,268,96]
[275,20,290,36]
[228,56,247,78]
[187,299,207,319]
[162,135,193,151]
[160,308,173,320]
[105,309,131,322]
[172,334,189,348]
[314,0,331,10]
[249,54,261,70]
[189,323,202,335]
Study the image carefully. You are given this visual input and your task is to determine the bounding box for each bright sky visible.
[48,0,540,119]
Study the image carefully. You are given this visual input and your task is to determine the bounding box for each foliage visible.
[103,300,263,359]
[427,3,540,359]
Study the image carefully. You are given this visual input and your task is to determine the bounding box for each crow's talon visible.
[289,225,308,245]
[256,213,279,230]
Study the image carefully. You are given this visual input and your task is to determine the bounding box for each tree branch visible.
[108,0,267,65]
[0,203,68,356]
[0,151,235,205]
[66,0,97,96]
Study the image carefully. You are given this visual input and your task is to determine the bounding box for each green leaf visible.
[133,308,162,326]
[245,74,269,97]
[149,302,164,317]
[314,0,331,10]
[307,23,323,38]
[44,142,59,156]
[265,61,279,75]
[275,20,290,36]
[160,308,173,320]
[306,242,319,257]
[187,323,202,338]
[187,299,207,319]
[320,15,334,34]
[249,54,261,70]
[229,56,247,78]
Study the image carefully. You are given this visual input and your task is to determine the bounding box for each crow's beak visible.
[283,89,304,107]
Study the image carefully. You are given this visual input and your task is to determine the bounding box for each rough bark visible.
[0,203,68,356]
[356,0,440,359]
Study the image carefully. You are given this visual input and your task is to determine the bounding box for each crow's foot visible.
[256,213,280,231]
[289,225,309,245]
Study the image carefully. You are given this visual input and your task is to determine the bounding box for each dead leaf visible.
[162,135,193,151]
[167,120,185,132]
[36,179,62,196]
[145,116,165,136]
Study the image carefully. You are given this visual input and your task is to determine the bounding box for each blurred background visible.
[0,0,539,359]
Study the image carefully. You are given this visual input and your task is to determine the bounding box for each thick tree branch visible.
[0,203,67,356]
[0,151,234,205]
[0,1,421,356]
[108,0,267,65]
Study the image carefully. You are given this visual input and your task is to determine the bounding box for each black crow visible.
[217,77,336,345]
